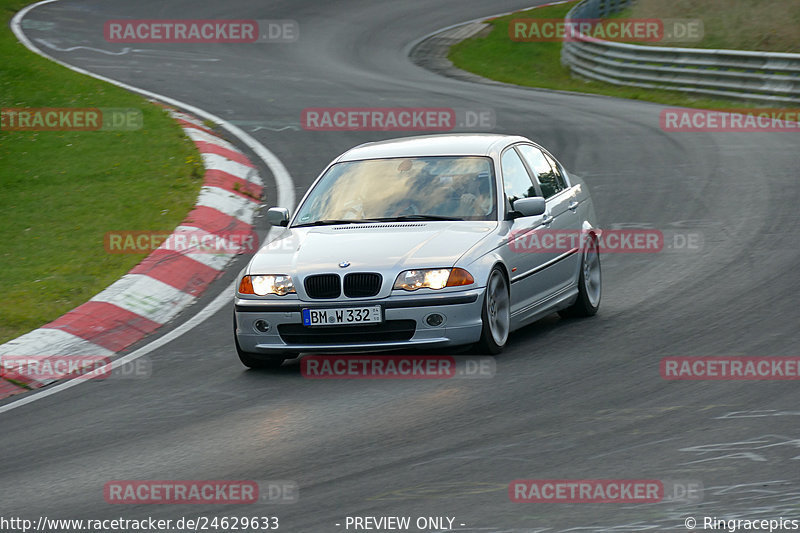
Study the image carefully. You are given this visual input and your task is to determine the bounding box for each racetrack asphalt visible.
[2,0,800,531]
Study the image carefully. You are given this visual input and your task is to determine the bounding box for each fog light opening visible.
[425,313,445,327]
[254,320,271,333]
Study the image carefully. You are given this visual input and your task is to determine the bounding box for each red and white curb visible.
[0,107,263,399]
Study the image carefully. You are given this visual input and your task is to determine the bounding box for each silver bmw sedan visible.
[234,134,601,368]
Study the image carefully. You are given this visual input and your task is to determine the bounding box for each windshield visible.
[292,156,497,226]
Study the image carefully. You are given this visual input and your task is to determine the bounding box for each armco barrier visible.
[560,0,800,104]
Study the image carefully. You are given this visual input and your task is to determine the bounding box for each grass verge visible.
[448,1,773,109]
[624,0,800,53]
[0,0,205,344]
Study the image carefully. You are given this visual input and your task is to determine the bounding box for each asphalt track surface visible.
[3,1,800,531]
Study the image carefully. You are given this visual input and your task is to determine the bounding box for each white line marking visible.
[2,0,295,414]
[34,37,134,55]
[34,37,222,61]
[252,125,300,132]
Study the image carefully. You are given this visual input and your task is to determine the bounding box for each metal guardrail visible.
[561,0,800,104]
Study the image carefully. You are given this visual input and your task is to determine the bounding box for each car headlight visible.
[239,275,296,296]
[393,268,474,291]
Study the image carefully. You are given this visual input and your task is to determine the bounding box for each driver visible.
[459,173,493,216]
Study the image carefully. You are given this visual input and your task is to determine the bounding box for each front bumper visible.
[234,289,485,353]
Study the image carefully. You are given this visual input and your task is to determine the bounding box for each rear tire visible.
[559,232,601,318]
[476,267,511,355]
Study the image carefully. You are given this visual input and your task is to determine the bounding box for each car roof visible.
[337,133,531,161]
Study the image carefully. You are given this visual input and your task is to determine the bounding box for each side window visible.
[501,149,537,205]
[518,145,565,198]
[542,152,568,191]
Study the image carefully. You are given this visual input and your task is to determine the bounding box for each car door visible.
[499,146,552,315]
[516,144,582,292]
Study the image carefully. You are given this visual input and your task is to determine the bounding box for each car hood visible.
[247,221,496,276]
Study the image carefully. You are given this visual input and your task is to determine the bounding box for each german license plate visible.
[302,306,382,326]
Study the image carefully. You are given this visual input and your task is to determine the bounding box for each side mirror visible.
[511,197,546,217]
[266,207,290,227]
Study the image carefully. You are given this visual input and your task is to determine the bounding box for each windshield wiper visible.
[368,214,464,222]
[292,219,372,227]
[294,215,464,227]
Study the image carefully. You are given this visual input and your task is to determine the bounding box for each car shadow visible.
[236,311,589,381]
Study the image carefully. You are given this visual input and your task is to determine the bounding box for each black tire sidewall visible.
[478,268,509,355]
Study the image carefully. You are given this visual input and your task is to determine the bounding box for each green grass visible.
[448,1,772,109]
[0,0,205,344]
[622,0,800,53]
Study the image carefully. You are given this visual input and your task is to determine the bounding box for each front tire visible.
[234,314,286,369]
[559,232,601,318]
[477,267,511,355]
[236,344,286,370]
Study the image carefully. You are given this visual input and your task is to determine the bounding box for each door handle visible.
[568,201,579,211]
[541,215,554,225]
